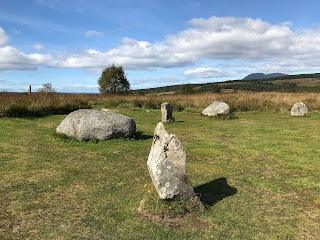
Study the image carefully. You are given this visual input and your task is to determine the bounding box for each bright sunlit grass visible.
[1,108,320,239]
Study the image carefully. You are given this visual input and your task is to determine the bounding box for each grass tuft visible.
[138,184,204,219]
[212,112,238,120]
[52,132,76,142]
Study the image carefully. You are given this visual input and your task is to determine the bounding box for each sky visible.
[1,0,320,93]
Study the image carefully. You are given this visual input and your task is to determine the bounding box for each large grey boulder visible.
[202,101,230,116]
[291,102,308,116]
[161,102,174,122]
[147,122,196,200]
[56,109,136,140]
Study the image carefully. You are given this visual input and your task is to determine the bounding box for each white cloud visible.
[0,46,53,71]
[84,30,104,38]
[0,27,10,47]
[2,16,320,74]
[184,66,235,78]
[55,37,193,71]
[53,17,320,72]
[167,16,296,60]
[32,44,45,51]
[73,84,98,88]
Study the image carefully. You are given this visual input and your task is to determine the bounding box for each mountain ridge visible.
[243,73,287,80]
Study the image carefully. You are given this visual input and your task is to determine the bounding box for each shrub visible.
[180,84,195,94]
[37,83,55,93]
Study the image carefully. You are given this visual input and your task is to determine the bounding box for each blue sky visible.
[1,0,320,93]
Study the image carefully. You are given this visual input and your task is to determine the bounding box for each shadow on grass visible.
[132,131,153,140]
[53,130,153,142]
[194,177,237,207]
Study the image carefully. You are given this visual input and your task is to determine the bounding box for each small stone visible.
[291,102,308,116]
[202,101,230,116]
[146,110,151,113]
[138,199,145,212]
[147,122,196,200]
[161,102,175,122]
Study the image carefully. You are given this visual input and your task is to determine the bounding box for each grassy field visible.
[1,108,320,239]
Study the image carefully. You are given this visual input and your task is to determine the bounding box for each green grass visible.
[1,109,320,239]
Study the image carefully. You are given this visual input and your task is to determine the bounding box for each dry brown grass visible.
[1,91,320,117]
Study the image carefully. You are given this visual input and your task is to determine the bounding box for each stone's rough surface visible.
[56,109,136,140]
[161,102,174,122]
[202,101,230,116]
[147,122,196,200]
[291,102,308,116]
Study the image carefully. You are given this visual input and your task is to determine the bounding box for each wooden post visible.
[28,84,31,95]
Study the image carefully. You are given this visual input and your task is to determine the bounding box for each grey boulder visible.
[147,122,196,200]
[202,101,230,116]
[291,102,308,116]
[161,102,174,122]
[56,109,136,140]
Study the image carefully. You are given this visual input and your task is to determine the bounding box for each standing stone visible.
[56,109,136,140]
[147,122,196,200]
[28,84,31,95]
[202,101,230,116]
[291,102,308,116]
[161,102,174,122]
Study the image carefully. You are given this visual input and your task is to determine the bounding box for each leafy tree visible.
[37,82,55,93]
[98,65,130,94]
[180,84,194,94]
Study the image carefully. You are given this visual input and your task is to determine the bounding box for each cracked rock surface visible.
[291,102,308,116]
[147,122,196,200]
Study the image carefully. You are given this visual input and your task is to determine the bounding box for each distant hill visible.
[243,73,287,80]
[136,73,320,94]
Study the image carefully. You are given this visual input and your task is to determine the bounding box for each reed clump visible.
[1,91,320,117]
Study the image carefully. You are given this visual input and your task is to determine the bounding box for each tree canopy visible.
[37,82,55,93]
[98,65,130,94]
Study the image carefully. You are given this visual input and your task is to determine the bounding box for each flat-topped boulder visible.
[291,102,308,116]
[56,109,136,140]
[202,101,230,116]
[147,122,196,200]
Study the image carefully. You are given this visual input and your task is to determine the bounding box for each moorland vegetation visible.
[1,91,320,117]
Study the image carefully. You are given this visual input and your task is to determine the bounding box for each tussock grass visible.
[0,93,91,117]
[2,91,320,117]
[138,184,204,220]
